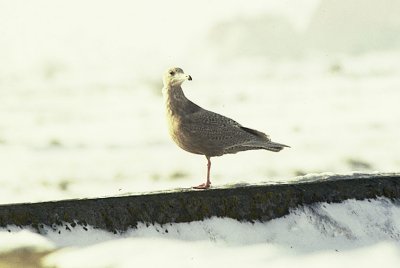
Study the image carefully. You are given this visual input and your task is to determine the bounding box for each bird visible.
[162,67,289,189]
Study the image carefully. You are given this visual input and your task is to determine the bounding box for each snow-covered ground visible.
[1,0,400,266]
[0,52,399,204]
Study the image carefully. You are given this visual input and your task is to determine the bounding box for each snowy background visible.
[1,0,400,267]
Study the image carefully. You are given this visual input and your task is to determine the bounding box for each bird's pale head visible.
[163,67,192,88]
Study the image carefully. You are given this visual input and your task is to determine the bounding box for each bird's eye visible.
[169,71,175,76]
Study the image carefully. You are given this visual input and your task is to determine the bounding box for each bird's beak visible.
[186,74,192,81]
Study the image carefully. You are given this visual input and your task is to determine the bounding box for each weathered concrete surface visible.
[0,173,399,233]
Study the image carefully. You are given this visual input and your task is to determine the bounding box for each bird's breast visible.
[165,111,202,155]
[166,112,180,138]
[165,106,181,139]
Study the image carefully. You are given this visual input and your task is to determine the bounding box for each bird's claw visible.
[193,182,211,189]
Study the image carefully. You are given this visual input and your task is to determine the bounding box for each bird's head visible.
[163,67,192,88]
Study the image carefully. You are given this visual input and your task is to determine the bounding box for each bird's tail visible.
[240,127,290,152]
[263,141,290,152]
[242,140,290,152]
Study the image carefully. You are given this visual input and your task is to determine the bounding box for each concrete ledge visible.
[0,173,399,233]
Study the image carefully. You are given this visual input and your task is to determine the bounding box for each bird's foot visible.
[193,182,211,189]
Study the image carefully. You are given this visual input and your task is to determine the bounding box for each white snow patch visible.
[0,228,55,253]
[44,240,400,268]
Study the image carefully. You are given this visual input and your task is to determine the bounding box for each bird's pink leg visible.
[193,156,212,189]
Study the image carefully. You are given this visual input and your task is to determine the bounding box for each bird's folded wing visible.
[181,110,253,142]
[185,109,241,127]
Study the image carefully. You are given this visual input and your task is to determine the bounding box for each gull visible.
[162,67,289,189]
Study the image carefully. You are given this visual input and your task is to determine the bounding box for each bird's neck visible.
[162,85,190,116]
[162,85,187,101]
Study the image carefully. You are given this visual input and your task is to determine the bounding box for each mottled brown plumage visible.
[162,67,289,189]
